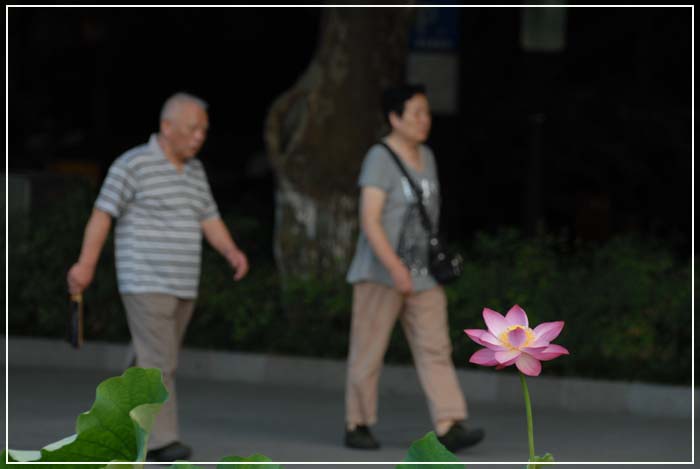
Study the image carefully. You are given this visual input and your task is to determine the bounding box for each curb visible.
[3,336,692,420]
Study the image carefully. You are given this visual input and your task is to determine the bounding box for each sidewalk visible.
[2,338,695,468]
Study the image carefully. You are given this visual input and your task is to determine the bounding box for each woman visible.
[344,84,484,452]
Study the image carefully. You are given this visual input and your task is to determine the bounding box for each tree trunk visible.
[264,8,414,280]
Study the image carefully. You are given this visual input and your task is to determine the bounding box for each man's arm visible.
[361,186,412,294]
[67,208,113,294]
[201,217,249,281]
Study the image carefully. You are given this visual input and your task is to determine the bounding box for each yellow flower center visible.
[499,325,536,350]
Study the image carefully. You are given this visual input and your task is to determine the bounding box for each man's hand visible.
[67,261,96,295]
[227,249,249,281]
[390,263,413,295]
[66,209,112,295]
[201,217,249,281]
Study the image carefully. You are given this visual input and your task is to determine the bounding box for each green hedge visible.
[444,229,691,385]
[6,182,691,385]
[7,180,129,341]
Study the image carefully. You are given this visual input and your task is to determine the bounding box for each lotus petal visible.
[464,329,507,350]
[524,344,570,361]
[520,345,548,355]
[505,304,528,327]
[464,329,490,347]
[516,353,542,376]
[464,329,488,346]
[533,321,565,344]
[495,349,521,364]
[499,354,520,367]
[507,327,528,348]
[469,348,498,366]
[483,308,510,337]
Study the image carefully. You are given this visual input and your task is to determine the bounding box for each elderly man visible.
[67,92,248,462]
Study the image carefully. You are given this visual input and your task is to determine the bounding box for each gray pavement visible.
[2,366,694,468]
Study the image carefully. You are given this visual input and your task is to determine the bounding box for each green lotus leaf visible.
[166,463,203,469]
[396,431,465,469]
[5,368,167,468]
[218,454,282,469]
[527,452,555,468]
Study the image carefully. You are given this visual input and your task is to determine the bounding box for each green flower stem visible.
[519,372,535,461]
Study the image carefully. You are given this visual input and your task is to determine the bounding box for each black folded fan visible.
[66,293,84,349]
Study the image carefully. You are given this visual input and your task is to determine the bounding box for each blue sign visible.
[410,5,460,52]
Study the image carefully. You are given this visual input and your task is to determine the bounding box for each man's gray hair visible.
[160,92,209,121]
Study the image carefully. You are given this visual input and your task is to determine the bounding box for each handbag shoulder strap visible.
[378,142,435,235]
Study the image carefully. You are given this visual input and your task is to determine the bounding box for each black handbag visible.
[379,142,464,284]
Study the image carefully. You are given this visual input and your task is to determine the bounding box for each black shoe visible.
[344,425,381,450]
[437,422,485,453]
[146,441,192,462]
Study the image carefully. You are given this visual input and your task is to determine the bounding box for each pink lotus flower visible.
[464,305,569,377]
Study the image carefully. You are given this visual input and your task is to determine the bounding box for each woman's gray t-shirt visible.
[346,142,440,292]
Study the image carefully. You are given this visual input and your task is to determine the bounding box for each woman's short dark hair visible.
[382,84,427,123]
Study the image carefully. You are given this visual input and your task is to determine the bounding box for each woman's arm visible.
[360,186,412,294]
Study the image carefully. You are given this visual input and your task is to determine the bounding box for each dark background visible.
[7,6,692,256]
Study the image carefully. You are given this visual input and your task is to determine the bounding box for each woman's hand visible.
[390,263,413,295]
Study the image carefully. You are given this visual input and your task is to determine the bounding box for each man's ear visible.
[160,119,171,137]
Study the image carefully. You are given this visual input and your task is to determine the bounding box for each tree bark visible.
[264,8,414,280]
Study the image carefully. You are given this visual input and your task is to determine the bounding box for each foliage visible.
[3,368,167,467]
[528,453,555,469]
[7,179,127,343]
[396,432,464,469]
[218,454,283,469]
[1,370,461,466]
[446,228,691,384]
[7,183,691,384]
[198,227,692,384]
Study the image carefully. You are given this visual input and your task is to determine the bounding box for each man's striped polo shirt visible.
[95,134,219,299]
